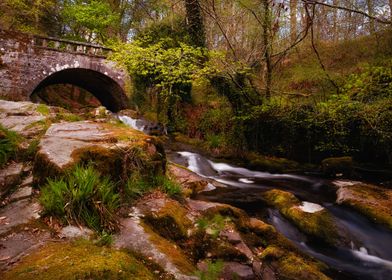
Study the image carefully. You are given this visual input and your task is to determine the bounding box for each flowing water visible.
[120,115,392,280]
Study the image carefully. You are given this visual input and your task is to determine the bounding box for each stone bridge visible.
[0,29,130,112]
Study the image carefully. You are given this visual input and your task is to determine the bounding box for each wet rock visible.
[168,163,209,196]
[58,225,93,240]
[0,163,24,198]
[261,246,330,280]
[0,199,41,235]
[262,189,342,245]
[33,121,165,184]
[335,182,392,230]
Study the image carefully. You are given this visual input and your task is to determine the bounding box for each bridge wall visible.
[0,29,131,111]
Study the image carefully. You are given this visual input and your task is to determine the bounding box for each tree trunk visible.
[184,0,206,47]
[262,0,272,99]
[367,0,375,34]
[390,0,392,21]
[332,0,339,41]
[290,0,298,43]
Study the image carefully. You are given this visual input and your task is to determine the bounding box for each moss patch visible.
[262,190,340,245]
[142,198,192,241]
[3,240,156,280]
[261,245,330,280]
[141,221,196,275]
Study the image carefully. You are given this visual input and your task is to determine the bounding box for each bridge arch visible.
[0,29,131,112]
[31,68,129,112]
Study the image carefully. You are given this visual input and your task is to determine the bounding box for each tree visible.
[184,0,206,47]
[290,0,298,43]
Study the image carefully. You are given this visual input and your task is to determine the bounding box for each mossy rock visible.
[321,156,353,177]
[3,240,156,280]
[337,183,392,230]
[262,190,341,245]
[261,246,330,280]
[247,153,300,173]
[138,195,192,241]
[33,121,166,185]
[140,221,196,275]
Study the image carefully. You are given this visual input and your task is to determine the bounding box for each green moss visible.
[247,153,300,173]
[262,190,340,245]
[260,245,330,280]
[3,240,156,280]
[36,104,50,116]
[143,199,192,241]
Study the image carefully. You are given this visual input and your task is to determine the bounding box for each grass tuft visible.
[39,164,120,233]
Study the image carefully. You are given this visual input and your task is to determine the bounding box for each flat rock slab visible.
[0,229,50,270]
[0,198,41,235]
[0,100,47,138]
[0,163,24,198]
[0,100,38,116]
[34,121,165,183]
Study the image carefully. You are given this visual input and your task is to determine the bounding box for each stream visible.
[119,115,392,280]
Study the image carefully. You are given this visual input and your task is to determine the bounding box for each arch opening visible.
[31,68,129,112]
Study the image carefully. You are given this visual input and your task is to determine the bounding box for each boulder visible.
[335,182,392,230]
[33,121,166,185]
[321,156,353,177]
[262,189,343,245]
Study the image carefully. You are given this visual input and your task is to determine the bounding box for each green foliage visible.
[39,164,120,232]
[195,259,224,280]
[125,174,182,199]
[158,176,182,197]
[62,0,119,43]
[110,38,219,126]
[343,65,392,103]
[0,125,21,166]
[196,214,230,239]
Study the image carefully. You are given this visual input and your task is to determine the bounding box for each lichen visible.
[3,240,156,280]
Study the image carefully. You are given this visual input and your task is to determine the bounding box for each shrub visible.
[40,164,120,232]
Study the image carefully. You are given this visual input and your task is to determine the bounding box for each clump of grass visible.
[95,230,114,246]
[56,112,83,122]
[0,125,21,166]
[195,259,224,280]
[125,174,182,200]
[36,104,50,115]
[39,164,120,233]
[125,173,152,199]
[196,214,230,238]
